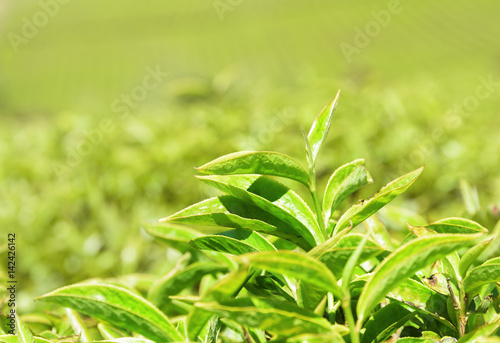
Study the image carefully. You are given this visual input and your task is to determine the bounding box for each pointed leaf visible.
[36,282,184,342]
[148,262,228,308]
[356,233,480,323]
[361,303,415,343]
[196,297,333,336]
[307,91,340,164]
[197,175,323,249]
[459,239,493,278]
[310,233,383,278]
[457,316,500,343]
[189,229,276,255]
[65,308,92,342]
[323,159,373,223]
[144,222,201,251]
[365,215,394,251]
[238,251,341,298]
[463,257,500,292]
[427,217,488,234]
[333,167,423,235]
[196,151,310,187]
[97,323,127,340]
[15,315,35,343]
[187,267,249,341]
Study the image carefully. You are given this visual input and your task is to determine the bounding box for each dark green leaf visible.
[356,233,480,323]
[333,167,423,235]
[457,316,500,343]
[196,151,310,187]
[323,159,372,223]
[307,91,340,165]
[36,282,184,342]
[361,303,414,343]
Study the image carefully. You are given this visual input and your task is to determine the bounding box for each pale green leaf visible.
[459,239,493,278]
[307,91,340,165]
[323,159,373,223]
[14,315,34,343]
[333,167,423,235]
[65,308,92,342]
[196,151,310,187]
[356,233,480,323]
[36,282,184,342]
[427,217,488,234]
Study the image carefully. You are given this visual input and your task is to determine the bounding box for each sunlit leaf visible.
[197,175,323,249]
[459,239,493,278]
[196,151,310,187]
[65,308,92,342]
[309,233,383,278]
[148,262,227,309]
[307,91,340,165]
[333,167,423,235]
[365,215,394,251]
[238,251,341,298]
[15,315,35,343]
[463,257,500,292]
[356,233,480,323]
[36,282,184,342]
[323,159,372,223]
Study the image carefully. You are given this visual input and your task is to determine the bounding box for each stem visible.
[342,294,359,343]
[308,165,327,240]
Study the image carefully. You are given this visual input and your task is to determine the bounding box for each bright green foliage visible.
[30,96,499,342]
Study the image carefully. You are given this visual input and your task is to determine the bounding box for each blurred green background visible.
[1,0,499,312]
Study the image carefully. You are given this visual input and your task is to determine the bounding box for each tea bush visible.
[2,94,498,342]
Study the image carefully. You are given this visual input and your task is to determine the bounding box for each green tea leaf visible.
[144,222,201,251]
[361,303,414,343]
[196,151,310,187]
[459,239,493,278]
[356,233,480,323]
[333,166,423,235]
[238,251,341,298]
[36,282,184,342]
[307,91,340,165]
[427,217,488,234]
[93,339,156,343]
[196,297,333,336]
[97,323,127,340]
[396,339,434,343]
[190,229,276,255]
[148,262,227,309]
[463,258,500,292]
[15,315,35,343]
[457,316,500,343]
[65,308,92,342]
[187,267,249,341]
[0,336,51,343]
[323,159,373,223]
[310,233,383,278]
[279,331,345,343]
[365,215,394,251]
[197,175,323,249]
